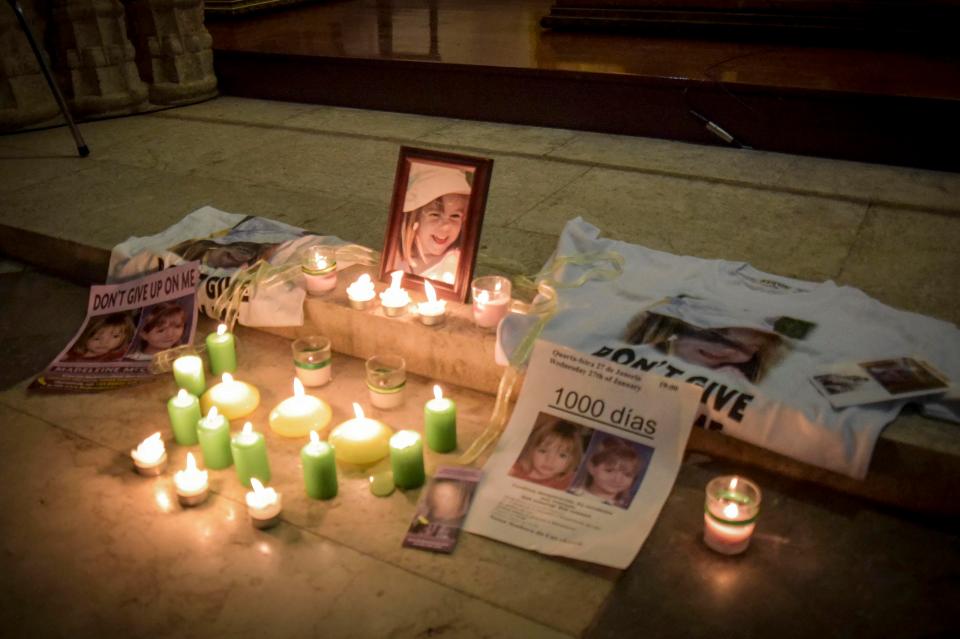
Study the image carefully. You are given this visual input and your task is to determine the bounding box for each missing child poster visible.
[31,262,200,392]
[464,340,700,569]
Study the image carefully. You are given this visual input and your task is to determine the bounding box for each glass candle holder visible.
[365,354,406,409]
[471,276,512,329]
[703,475,761,555]
[292,335,332,387]
[302,246,338,295]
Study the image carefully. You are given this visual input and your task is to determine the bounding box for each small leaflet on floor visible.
[402,466,483,554]
[809,357,951,408]
[463,340,700,569]
[29,262,200,392]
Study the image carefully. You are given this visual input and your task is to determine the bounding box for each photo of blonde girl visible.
[568,432,652,509]
[64,312,136,362]
[509,414,585,490]
[392,162,472,285]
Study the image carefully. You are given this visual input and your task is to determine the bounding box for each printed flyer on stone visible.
[464,340,700,568]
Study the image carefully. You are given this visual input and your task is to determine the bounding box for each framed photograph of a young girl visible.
[380,147,494,302]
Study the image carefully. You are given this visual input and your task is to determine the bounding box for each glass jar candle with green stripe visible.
[292,335,332,387]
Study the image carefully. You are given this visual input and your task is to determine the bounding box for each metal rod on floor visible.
[6,0,89,157]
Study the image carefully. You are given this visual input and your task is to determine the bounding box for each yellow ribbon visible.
[458,249,624,465]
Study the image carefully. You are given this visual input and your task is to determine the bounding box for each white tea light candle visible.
[246,477,282,529]
[417,280,446,326]
[132,432,167,476]
[379,270,410,317]
[174,452,209,507]
[346,273,376,310]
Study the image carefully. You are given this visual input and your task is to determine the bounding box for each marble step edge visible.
[1,223,957,515]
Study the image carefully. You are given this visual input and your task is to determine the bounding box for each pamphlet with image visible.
[810,357,950,408]
[464,340,700,569]
[403,466,483,554]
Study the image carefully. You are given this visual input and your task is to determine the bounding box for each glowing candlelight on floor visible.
[167,388,201,446]
[132,432,167,476]
[302,245,338,295]
[424,385,457,453]
[472,276,511,329]
[291,336,332,388]
[301,430,337,500]
[197,406,232,470]
[269,378,333,438]
[347,273,376,310]
[390,430,425,489]
[174,452,209,507]
[379,270,410,317]
[417,280,446,326]
[200,373,260,421]
[205,323,237,376]
[246,477,282,529]
[173,354,206,397]
[703,475,761,555]
[231,422,271,487]
[366,354,406,409]
[328,402,393,465]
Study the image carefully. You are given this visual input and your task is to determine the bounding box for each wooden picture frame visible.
[380,146,494,302]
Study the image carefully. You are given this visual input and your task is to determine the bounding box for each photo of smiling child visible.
[568,432,653,510]
[392,162,472,285]
[65,312,137,362]
[508,414,585,490]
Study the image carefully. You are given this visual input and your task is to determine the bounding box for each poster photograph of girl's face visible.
[380,147,493,302]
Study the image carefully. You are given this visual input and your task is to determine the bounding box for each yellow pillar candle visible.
[328,402,393,465]
[200,373,260,421]
[269,378,333,438]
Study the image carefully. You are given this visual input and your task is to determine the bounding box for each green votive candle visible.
[389,430,425,490]
[173,355,206,397]
[424,385,457,453]
[231,421,271,487]
[206,323,237,376]
[197,406,232,470]
[167,388,201,446]
[301,430,337,499]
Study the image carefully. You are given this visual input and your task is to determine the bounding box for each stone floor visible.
[1,98,959,637]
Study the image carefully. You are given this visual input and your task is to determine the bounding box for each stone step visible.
[2,223,957,515]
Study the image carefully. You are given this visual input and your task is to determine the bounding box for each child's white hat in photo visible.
[404,164,472,212]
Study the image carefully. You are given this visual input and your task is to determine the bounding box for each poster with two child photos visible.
[464,340,700,569]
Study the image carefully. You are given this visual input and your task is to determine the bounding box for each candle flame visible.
[358,274,371,285]
[730,477,739,491]
[207,405,219,421]
[425,280,437,303]
[494,280,502,292]
[433,385,443,401]
[476,290,490,304]
[242,422,253,436]
[315,255,328,270]
[186,452,198,472]
[217,323,227,336]
[133,432,165,463]
[723,502,740,519]
[177,388,191,402]
[391,430,420,449]
[352,402,364,419]
[310,430,320,445]
[294,377,305,397]
[389,270,403,290]
[251,477,265,494]
[223,373,234,384]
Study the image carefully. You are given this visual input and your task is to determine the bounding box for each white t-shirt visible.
[500,218,960,478]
